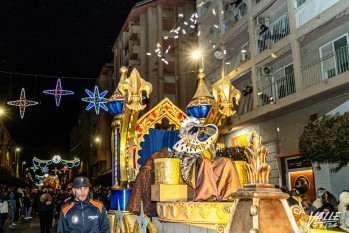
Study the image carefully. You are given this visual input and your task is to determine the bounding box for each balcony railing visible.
[198,0,212,17]
[302,45,349,88]
[224,1,247,29]
[257,73,295,106]
[295,0,339,28]
[236,93,253,116]
[255,14,290,54]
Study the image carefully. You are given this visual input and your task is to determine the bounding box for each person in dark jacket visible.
[94,187,109,211]
[57,176,110,233]
[38,186,54,233]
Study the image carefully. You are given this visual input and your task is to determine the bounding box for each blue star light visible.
[81,86,108,114]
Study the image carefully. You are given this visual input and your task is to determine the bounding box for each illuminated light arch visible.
[32,155,80,180]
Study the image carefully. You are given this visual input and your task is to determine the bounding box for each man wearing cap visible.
[38,185,54,233]
[57,176,110,233]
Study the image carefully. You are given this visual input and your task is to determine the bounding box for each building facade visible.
[112,0,198,111]
[197,0,349,198]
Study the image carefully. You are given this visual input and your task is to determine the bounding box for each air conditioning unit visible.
[261,66,273,76]
[256,17,270,26]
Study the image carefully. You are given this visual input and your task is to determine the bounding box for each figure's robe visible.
[126,149,170,216]
[172,150,241,201]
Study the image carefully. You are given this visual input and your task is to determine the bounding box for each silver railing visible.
[236,93,254,116]
[255,13,290,54]
[302,45,349,88]
[295,0,339,28]
[257,73,295,106]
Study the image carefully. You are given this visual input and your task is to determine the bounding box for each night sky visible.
[0,1,136,162]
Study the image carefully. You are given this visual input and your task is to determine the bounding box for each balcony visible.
[224,1,248,30]
[295,0,340,28]
[197,0,213,17]
[302,45,349,88]
[127,59,141,71]
[255,13,290,54]
[257,73,296,106]
[236,93,253,116]
[123,22,141,49]
[124,43,140,64]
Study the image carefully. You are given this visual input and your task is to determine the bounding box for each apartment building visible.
[112,0,197,111]
[198,0,349,198]
[0,123,15,174]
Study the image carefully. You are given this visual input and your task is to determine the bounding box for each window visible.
[319,34,349,80]
[295,0,306,8]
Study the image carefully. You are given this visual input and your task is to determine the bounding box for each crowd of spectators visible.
[0,183,112,233]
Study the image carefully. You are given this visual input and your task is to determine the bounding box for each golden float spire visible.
[244,131,271,183]
[186,68,215,125]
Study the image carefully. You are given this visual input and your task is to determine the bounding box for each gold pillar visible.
[118,68,152,188]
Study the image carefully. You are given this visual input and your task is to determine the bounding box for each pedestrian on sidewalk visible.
[57,176,110,233]
[8,188,16,228]
[38,186,54,233]
[0,191,9,233]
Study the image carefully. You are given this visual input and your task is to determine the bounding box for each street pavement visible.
[9,214,58,233]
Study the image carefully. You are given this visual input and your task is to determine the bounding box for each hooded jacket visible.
[57,196,110,233]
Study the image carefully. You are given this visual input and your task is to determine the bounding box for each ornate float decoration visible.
[207,77,241,128]
[107,66,127,188]
[228,131,307,233]
[186,68,214,125]
[107,63,242,232]
[117,68,153,187]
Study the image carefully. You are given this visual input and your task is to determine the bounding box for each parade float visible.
[106,67,345,233]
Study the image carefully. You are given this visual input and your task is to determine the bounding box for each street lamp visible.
[22,161,26,174]
[95,137,101,174]
[15,147,21,178]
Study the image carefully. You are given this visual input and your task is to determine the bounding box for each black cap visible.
[73,176,90,188]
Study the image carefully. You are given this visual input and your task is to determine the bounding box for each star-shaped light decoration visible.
[61,167,69,173]
[52,167,60,174]
[7,88,39,118]
[81,86,108,114]
[43,79,74,106]
[41,167,49,174]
